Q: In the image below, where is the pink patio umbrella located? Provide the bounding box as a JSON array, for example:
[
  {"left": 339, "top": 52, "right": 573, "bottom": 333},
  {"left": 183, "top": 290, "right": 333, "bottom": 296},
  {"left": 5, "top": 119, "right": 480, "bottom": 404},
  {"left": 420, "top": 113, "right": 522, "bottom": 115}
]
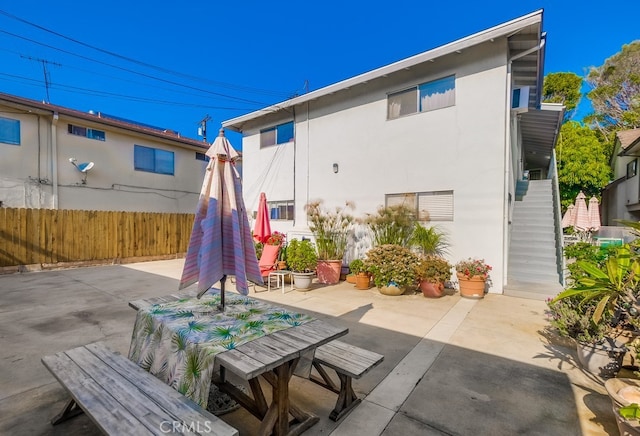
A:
[
  {"left": 588, "top": 196, "right": 601, "bottom": 231},
  {"left": 179, "top": 129, "right": 262, "bottom": 309},
  {"left": 561, "top": 204, "right": 575, "bottom": 228},
  {"left": 573, "top": 191, "right": 591, "bottom": 231},
  {"left": 253, "top": 192, "right": 272, "bottom": 244}
]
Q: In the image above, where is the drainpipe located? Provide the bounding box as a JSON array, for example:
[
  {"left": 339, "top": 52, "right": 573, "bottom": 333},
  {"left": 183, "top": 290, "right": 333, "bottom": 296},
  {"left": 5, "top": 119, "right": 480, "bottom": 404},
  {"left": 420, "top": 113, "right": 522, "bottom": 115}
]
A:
[
  {"left": 51, "top": 111, "right": 59, "bottom": 209},
  {"left": 502, "top": 35, "right": 546, "bottom": 288}
]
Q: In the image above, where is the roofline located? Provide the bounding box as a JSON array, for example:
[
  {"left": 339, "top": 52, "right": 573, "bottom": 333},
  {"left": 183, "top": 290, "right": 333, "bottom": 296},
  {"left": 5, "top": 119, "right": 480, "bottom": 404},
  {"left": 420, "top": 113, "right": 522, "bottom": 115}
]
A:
[
  {"left": 223, "top": 9, "right": 543, "bottom": 131},
  {"left": 0, "top": 92, "right": 209, "bottom": 150}
]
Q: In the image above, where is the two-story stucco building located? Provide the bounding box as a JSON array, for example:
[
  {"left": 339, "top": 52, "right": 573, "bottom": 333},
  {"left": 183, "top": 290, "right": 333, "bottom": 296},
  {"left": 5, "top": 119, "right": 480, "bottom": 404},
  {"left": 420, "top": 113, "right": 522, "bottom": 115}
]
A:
[
  {"left": 223, "top": 10, "right": 564, "bottom": 298},
  {"left": 0, "top": 92, "right": 212, "bottom": 213}
]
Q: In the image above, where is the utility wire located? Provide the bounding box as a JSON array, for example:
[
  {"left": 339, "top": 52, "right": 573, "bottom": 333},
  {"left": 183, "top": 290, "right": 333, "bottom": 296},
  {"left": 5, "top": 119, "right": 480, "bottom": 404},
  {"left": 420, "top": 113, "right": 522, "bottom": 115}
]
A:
[
  {"left": 0, "top": 9, "right": 293, "bottom": 98},
  {"left": 0, "top": 29, "right": 270, "bottom": 106}
]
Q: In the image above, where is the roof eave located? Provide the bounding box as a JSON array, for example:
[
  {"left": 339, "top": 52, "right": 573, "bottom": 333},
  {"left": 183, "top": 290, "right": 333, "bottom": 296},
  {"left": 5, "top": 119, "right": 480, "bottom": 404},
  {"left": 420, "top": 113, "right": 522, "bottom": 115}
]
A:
[{"left": 223, "top": 9, "right": 543, "bottom": 131}]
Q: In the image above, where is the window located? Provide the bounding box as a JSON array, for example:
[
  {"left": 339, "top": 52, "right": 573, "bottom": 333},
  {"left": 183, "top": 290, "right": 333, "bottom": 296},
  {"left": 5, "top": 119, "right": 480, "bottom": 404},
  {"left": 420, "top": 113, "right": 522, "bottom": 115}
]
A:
[
  {"left": 134, "top": 145, "right": 174, "bottom": 175},
  {"left": 628, "top": 159, "right": 638, "bottom": 179},
  {"left": 260, "top": 121, "right": 294, "bottom": 147},
  {"left": 195, "top": 152, "right": 210, "bottom": 162},
  {"left": 0, "top": 116, "right": 20, "bottom": 145},
  {"left": 68, "top": 124, "right": 106, "bottom": 141},
  {"left": 268, "top": 200, "right": 294, "bottom": 220},
  {"left": 386, "top": 190, "right": 454, "bottom": 221},
  {"left": 387, "top": 75, "right": 455, "bottom": 119}
]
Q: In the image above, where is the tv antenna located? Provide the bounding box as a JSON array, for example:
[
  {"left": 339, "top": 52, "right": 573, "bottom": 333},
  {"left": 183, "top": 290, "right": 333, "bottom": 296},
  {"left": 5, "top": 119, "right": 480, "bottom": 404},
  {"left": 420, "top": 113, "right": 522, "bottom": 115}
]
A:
[
  {"left": 21, "top": 56, "right": 60, "bottom": 103},
  {"left": 197, "top": 115, "right": 212, "bottom": 142}
]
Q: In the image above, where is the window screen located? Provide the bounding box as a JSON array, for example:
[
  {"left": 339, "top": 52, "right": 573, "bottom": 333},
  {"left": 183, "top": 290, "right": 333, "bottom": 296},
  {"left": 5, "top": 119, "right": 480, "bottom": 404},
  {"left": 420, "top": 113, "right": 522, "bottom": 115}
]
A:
[{"left": 0, "top": 117, "right": 20, "bottom": 145}]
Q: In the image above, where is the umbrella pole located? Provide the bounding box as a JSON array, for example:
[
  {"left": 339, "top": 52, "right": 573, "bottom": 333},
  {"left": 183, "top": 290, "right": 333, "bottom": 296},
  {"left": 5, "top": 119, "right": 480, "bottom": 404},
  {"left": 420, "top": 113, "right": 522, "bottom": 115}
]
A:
[{"left": 219, "top": 275, "right": 226, "bottom": 312}]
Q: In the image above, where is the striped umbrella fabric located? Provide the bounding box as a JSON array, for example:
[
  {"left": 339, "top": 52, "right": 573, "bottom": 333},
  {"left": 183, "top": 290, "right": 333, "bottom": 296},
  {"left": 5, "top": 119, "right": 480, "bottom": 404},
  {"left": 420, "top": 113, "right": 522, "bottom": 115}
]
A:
[
  {"left": 561, "top": 204, "right": 575, "bottom": 228},
  {"left": 573, "top": 191, "right": 590, "bottom": 231},
  {"left": 588, "top": 196, "right": 601, "bottom": 231},
  {"left": 253, "top": 192, "right": 271, "bottom": 243},
  {"left": 179, "top": 129, "right": 262, "bottom": 300}
]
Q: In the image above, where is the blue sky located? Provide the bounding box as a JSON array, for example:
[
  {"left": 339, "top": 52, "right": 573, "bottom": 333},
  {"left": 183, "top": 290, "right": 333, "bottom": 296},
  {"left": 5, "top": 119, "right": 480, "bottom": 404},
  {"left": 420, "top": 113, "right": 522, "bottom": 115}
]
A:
[{"left": 0, "top": 1, "right": 638, "bottom": 150}]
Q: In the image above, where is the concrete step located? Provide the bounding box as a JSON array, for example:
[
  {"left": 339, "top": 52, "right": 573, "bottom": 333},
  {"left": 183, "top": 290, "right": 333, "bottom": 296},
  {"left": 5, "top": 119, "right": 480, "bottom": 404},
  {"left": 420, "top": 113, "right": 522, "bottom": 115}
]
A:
[
  {"left": 509, "top": 250, "right": 558, "bottom": 263},
  {"left": 511, "top": 223, "right": 556, "bottom": 233},
  {"left": 511, "top": 231, "right": 556, "bottom": 242},
  {"left": 510, "top": 239, "right": 558, "bottom": 251},
  {"left": 507, "top": 270, "right": 563, "bottom": 285}
]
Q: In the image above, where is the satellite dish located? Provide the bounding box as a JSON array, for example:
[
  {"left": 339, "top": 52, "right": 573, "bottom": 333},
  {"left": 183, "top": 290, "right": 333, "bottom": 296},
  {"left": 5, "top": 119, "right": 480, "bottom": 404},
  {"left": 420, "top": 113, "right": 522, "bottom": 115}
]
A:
[
  {"left": 68, "top": 158, "right": 95, "bottom": 184},
  {"left": 77, "top": 162, "right": 94, "bottom": 173}
]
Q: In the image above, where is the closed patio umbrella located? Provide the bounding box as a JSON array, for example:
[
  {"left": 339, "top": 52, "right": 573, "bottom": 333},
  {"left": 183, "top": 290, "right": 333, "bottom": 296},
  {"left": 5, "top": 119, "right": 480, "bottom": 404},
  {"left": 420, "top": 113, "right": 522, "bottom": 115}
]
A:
[
  {"left": 573, "top": 191, "right": 590, "bottom": 231},
  {"left": 588, "top": 196, "right": 601, "bottom": 231},
  {"left": 561, "top": 204, "right": 575, "bottom": 228},
  {"left": 253, "top": 192, "right": 271, "bottom": 244},
  {"left": 179, "top": 129, "right": 262, "bottom": 309}
]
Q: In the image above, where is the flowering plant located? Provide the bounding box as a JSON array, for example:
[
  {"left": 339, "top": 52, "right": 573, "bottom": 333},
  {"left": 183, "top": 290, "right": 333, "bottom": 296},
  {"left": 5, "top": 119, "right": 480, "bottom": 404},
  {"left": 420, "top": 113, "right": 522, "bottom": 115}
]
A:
[
  {"left": 455, "top": 258, "right": 491, "bottom": 279},
  {"left": 266, "top": 231, "right": 285, "bottom": 246},
  {"left": 363, "top": 244, "right": 419, "bottom": 288}
]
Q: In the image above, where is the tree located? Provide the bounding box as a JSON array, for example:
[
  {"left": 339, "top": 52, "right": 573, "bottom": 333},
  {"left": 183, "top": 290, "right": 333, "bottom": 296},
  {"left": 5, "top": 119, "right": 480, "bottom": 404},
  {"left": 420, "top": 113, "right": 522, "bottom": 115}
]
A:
[
  {"left": 586, "top": 41, "right": 640, "bottom": 136},
  {"left": 542, "top": 72, "right": 583, "bottom": 121},
  {"left": 556, "top": 121, "right": 611, "bottom": 210}
]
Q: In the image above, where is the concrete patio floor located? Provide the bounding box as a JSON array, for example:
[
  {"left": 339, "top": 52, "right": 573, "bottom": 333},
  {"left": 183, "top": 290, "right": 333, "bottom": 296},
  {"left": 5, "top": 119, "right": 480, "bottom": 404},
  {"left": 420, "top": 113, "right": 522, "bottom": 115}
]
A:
[{"left": 0, "top": 258, "right": 620, "bottom": 435}]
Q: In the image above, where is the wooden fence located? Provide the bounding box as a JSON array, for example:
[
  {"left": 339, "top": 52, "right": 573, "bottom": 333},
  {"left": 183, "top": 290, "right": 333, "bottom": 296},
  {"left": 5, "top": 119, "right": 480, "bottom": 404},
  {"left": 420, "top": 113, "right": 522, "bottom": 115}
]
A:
[{"left": 0, "top": 208, "right": 194, "bottom": 268}]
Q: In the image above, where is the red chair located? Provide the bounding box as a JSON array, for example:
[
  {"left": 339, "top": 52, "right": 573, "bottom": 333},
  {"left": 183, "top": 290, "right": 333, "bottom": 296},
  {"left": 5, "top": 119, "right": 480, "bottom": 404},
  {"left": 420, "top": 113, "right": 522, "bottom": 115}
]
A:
[{"left": 259, "top": 244, "right": 281, "bottom": 283}]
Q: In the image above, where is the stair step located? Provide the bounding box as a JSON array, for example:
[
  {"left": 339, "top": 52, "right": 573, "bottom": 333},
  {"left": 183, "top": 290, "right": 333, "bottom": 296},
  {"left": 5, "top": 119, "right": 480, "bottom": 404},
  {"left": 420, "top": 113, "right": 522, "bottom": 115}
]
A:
[
  {"left": 507, "top": 270, "right": 563, "bottom": 285},
  {"left": 509, "top": 249, "right": 558, "bottom": 261},
  {"left": 510, "top": 240, "right": 557, "bottom": 252}
]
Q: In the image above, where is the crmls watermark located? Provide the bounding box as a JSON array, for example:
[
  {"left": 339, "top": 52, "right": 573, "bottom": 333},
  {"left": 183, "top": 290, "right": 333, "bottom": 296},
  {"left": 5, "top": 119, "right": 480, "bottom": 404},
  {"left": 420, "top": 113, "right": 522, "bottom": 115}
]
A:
[{"left": 160, "top": 420, "right": 214, "bottom": 433}]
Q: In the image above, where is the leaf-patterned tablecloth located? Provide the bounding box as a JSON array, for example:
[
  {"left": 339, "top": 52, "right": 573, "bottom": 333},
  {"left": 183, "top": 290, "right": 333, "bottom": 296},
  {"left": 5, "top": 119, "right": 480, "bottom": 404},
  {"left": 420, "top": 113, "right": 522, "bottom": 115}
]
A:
[{"left": 128, "top": 290, "right": 314, "bottom": 407}]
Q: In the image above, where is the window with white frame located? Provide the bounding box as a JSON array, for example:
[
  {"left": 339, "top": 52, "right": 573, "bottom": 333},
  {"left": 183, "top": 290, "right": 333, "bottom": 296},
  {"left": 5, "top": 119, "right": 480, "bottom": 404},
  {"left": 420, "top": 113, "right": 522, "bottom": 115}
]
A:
[
  {"left": 268, "top": 200, "right": 294, "bottom": 220},
  {"left": 134, "top": 145, "right": 174, "bottom": 175},
  {"left": 386, "top": 190, "right": 454, "bottom": 221},
  {"left": 68, "top": 124, "right": 106, "bottom": 141},
  {"left": 260, "top": 121, "right": 294, "bottom": 147},
  {"left": 387, "top": 75, "right": 455, "bottom": 120},
  {"left": 0, "top": 116, "right": 20, "bottom": 145}
]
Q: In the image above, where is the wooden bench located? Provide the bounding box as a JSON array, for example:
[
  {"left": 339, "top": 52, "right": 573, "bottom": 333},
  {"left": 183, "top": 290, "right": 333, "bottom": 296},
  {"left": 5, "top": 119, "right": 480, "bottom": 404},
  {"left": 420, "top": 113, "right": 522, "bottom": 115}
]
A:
[
  {"left": 309, "top": 340, "right": 383, "bottom": 421},
  {"left": 42, "top": 342, "right": 238, "bottom": 435}
]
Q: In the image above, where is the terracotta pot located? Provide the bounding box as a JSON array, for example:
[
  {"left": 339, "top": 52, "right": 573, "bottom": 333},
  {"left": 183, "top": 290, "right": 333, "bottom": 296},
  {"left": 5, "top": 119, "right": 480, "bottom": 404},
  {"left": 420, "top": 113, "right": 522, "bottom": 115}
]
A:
[
  {"left": 420, "top": 280, "right": 444, "bottom": 298},
  {"left": 346, "top": 274, "right": 357, "bottom": 284},
  {"left": 355, "top": 273, "right": 371, "bottom": 290},
  {"left": 378, "top": 284, "right": 404, "bottom": 296},
  {"left": 316, "top": 260, "right": 342, "bottom": 284},
  {"left": 277, "top": 261, "right": 287, "bottom": 270},
  {"left": 456, "top": 272, "right": 486, "bottom": 299}
]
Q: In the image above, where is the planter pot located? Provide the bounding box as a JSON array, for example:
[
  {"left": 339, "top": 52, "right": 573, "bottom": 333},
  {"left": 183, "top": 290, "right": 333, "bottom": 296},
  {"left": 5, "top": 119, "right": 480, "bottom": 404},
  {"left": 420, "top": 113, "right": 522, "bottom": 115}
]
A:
[
  {"left": 576, "top": 338, "right": 626, "bottom": 378},
  {"left": 456, "top": 273, "right": 486, "bottom": 299},
  {"left": 605, "top": 378, "right": 640, "bottom": 435},
  {"left": 355, "top": 273, "right": 371, "bottom": 290},
  {"left": 378, "top": 284, "right": 404, "bottom": 296},
  {"left": 316, "top": 260, "right": 342, "bottom": 284},
  {"left": 419, "top": 280, "right": 444, "bottom": 298},
  {"left": 292, "top": 272, "right": 314, "bottom": 291},
  {"left": 277, "top": 261, "right": 287, "bottom": 270},
  {"left": 346, "top": 274, "right": 356, "bottom": 284}
]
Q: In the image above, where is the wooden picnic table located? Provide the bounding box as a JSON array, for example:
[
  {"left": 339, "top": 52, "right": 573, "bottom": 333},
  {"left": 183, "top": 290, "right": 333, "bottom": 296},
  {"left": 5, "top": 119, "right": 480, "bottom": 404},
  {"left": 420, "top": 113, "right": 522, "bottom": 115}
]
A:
[{"left": 129, "top": 290, "right": 348, "bottom": 436}]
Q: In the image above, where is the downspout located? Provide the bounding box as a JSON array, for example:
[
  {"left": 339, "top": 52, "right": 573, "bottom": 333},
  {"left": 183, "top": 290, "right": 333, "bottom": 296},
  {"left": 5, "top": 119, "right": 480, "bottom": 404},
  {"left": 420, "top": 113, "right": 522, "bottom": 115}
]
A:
[
  {"left": 51, "top": 111, "right": 59, "bottom": 209},
  {"left": 502, "top": 35, "right": 546, "bottom": 288}
]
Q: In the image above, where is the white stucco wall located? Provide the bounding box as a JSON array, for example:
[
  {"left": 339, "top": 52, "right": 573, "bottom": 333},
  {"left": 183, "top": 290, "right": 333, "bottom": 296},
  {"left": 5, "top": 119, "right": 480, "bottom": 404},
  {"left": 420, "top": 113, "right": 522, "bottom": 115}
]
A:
[
  {"left": 240, "top": 41, "right": 511, "bottom": 291},
  {"left": 0, "top": 107, "right": 208, "bottom": 212}
]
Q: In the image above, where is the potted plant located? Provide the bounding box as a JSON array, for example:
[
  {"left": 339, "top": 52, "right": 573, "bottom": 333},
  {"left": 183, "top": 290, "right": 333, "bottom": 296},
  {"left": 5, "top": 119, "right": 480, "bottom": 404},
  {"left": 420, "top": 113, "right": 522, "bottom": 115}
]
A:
[
  {"left": 364, "top": 204, "right": 416, "bottom": 246},
  {"left": 409, "top": 224, "right": 449, "bottom": 257},
  {"left": 549, "top": 244, "right": 640, "bottom": 377},
  {"left": 349, "top": 258, "right": 371, "bottom": 290},
  {"left": 306, "top": 200, "right": 355, "bottom": 284},
  {"left": 415, "top": 256, "right": 452, "bottom": 298},
  {"left": 363, "top": 244, "right": 419, "bottom": 295},
  {"left": 264, "top": 231, "right": 287, "bottom": 270},
  {"left": 455, "top": 258, "right": 491, "bottom": 299},
  {"left": 286, "top": 239, "right": 318, "bottom": 291}
]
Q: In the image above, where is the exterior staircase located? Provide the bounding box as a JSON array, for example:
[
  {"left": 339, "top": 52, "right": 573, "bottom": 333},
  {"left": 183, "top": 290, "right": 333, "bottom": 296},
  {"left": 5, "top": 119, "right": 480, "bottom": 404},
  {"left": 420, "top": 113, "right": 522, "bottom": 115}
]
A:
[{"left": 505, "top": 179, "right": 564, "bottom": 300}]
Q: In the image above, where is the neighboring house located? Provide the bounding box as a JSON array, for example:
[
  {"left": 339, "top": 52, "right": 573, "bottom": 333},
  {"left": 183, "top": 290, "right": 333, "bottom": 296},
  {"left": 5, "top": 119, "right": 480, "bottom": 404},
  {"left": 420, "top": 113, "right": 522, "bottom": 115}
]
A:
[
  {"left": 0, "top": 92, "right": 210, "bottom": 213},
  {"left": 223, "top": 10, "right": 564, "bottom": 298},
  {"left": 601, "top": 129, "right": 640, "bottom": 225}
]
